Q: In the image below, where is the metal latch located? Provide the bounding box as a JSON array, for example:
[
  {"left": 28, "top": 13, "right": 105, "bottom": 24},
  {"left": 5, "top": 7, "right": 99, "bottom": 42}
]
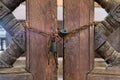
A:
[
  {"left": 50, "top": 38, "right": 57, "bottom": 53},
  {"left": 58, "top": 29, "right": 69, "bottom": 38}
]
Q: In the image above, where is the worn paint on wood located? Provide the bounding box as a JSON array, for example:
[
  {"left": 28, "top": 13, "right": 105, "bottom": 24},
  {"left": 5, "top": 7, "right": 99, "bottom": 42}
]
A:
[{"left": 63, "top": 0, "right": 94, "bottom": 80}]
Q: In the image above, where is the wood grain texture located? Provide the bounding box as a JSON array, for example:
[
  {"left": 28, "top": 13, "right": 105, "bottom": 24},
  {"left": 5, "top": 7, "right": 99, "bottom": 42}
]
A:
[
  {"left": 0, "top": 67, "right": 32, "bottom": 80},
  {"left": 57, "top": 21, "right": 63, "bottom": 57},
  {"left": 63, "top": 0, "right": 80, "bottom": 79},
  {"left": 79, "top": 1, "right": 91, "bottom": 80},
  {"left": 63, "top": 0, "right": 94, "bottom": 80},
  {"left": 89, "top": 0, "right": 94, "bottom": 71},
  {"left": 90, "top": 66, "right": 120, "bottom": 75},
  {"left": 0, "top": 73, "right": 32, "bottom": 80},
  {"left": 27, "top": 0, "right": 57, "bottom": 80},
  {"left": 28, "top": 0, "right": 57, "bottom": 34},
  {"left": 88, "top": 74, "right": 120, "bottom": 80},
  {"left": 88, "top": 60, "right": 120, "bottom": 80},
  {"left": 26, "top": 0, "right": 30, "bottom": 71}
]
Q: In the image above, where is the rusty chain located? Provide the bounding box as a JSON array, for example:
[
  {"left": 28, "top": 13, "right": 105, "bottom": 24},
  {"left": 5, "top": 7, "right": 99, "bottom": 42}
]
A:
[
  {"left": 27, "top": 21, "right": 97, "bottom": 68},
  {"left": 59, "top": 22, "right": 97, "bottom": 41},
  {"left": 27, "top": 21, "right": 98, "bottom": 42}
]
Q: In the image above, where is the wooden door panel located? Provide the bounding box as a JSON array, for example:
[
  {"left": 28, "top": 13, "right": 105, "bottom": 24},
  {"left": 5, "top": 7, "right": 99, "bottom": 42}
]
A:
[
  {"left": 26, "top": 0, "right": 57, "bottom": 80},
  {"left": 63, "top": 0, "right": 94, "bottom": 80}
]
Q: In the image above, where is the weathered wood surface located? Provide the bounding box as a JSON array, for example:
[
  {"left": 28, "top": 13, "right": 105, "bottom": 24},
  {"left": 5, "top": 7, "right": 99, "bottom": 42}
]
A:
[
  {"left": 89, "top": 0, "right": 94, "bottom": 71},
  {"left": 88, "top": 73, "right": 120, "bottom": 80},
  {"left": 108, "top": 28, "right": 120, "bottom": 52},
  {"left": 0, "top": 68, "right": 26, "bottom": 74},
  {"left": 90, "top": 67, "right": 120, "bottom": 75},
  {"left": 0, "top": 58, "right": 32, "bottom": 80},
  {"left": 88, "top": 58, "right": 120, "bottom": 80},
  {"left": 90, "top": 58, "right": 120, "bottom": 75},
  {"left": 57, "top": 21, "right": 63, "bottom": 57},
  {"left": 63, "top": 0, "right": 94, "bottom": 80},
  {"left": 27, "top": 0, "right": 57, "bottom": 80},
  {"left": 0, "top": 73, "right": 32, "bottom": 80}
]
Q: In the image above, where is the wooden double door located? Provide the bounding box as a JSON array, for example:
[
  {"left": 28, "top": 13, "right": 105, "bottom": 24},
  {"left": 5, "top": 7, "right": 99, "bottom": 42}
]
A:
[{"left": 0, "top": 0, "right": 95, "bottom": 80}]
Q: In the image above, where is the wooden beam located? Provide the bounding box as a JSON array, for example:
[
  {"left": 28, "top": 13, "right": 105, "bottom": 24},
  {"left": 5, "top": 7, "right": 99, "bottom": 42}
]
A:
[
  {"left": 27, "top": 0, "right": 57, "bottom": 80},
  {"left": 0, "top": 73, "right": 32, "bottom": 80},
  {"left": 63, "top": 0, "right": 94, "bottom": 80},
  {"left": 23, "top": 1, "right": 100, "bottom": 7},
  {"left": 88, "top": 74, "right": 120, "bottom": 80},
  {"left": 57, "top": 0, "right": 100, "bottom": 7}
]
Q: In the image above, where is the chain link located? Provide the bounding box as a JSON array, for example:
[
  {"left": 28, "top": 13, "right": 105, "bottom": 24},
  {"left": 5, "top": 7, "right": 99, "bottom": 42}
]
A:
[
  {"left": 54, "top": 22, "right": 97, "bottom": 43},
  {"left": 27, "top": 21, "right": 97, "bottom": 68}
]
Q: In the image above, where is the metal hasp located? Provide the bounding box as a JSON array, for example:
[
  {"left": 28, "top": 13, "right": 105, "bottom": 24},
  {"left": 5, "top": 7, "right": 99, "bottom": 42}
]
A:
[
  {"left": 50, "top": 38, "right": 57, "bottom": 53},
  {"left": 95, "top": 0, "right": 120, "bottom": 66},
  {"left": 58, "top": 29, "right": 69, "bottom": 38},
  {"left": 0, "top": 0, "right": 25, "bottom": 68}
]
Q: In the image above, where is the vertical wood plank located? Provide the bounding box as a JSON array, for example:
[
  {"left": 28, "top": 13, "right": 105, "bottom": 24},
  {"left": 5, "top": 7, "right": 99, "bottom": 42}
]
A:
[
  {"left": 26, "top": 0, "right": 30, "bottom": 70},
  {"left": 63, "top": 0, "right": 94, "bottom": 80},
  {"left": 63, "top": 0, "right": 80, "bottom": 79},
  {"left": 79, "top": 0, "right": 93, "bottom": 80},
  {"left": 27, "top": 0, "right": 57, "bottom": 80},
  {"left": 89, "top": 0, "right": 94, "bottom": 71},
  {"left": 89, "top": 26, "right": 94, "bottom": 71},
  {"left": 58, "top": 21, "right": 64, "bottom": 57}
]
